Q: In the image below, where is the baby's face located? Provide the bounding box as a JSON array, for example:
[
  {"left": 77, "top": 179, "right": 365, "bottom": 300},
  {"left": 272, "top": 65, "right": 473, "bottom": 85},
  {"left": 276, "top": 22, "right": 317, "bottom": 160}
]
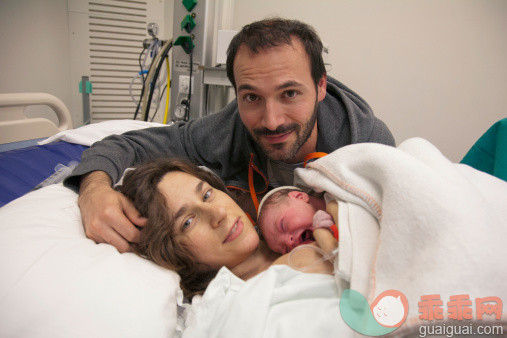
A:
[{"left": 259, "top": 195, "right": 317, "bottom": 254}]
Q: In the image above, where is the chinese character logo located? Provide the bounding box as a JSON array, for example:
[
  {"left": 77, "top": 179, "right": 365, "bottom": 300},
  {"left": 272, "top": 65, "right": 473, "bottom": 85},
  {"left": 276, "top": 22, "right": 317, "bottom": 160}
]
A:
[
  {"left": 340, "top": 289, "right": 408, "bottom": 336},
  {"left": 418, "top": 294, "right": 503, "bottom": 321}
]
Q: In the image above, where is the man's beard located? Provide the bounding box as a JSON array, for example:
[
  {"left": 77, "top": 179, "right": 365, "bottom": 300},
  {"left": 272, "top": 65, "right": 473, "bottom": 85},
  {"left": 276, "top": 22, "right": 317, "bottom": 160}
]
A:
[{"left": 251, "top": 99, "right": 319, "bottom": 162}]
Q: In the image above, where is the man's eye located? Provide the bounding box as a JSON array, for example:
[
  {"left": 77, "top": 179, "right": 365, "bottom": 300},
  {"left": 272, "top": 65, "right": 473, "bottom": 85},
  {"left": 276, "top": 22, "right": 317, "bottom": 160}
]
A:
[
  {"left": 244, "top": 94, "right": 257, "bottom": 102},
  {"left": 284, "top": 90, "right": 298, "bottom": 98},
  {"left": 182, "top": 216, "right": 194, "bottom": 230}
]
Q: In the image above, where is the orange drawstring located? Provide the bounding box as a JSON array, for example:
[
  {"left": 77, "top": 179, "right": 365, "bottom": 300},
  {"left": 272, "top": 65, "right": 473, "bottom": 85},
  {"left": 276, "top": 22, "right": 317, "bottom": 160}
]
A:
[
  {"left": 248, "top": 154, "right": 260, "bottom": 215},
  {"left": 249, "top": 151, "right": 328, "bottom": 217},
  {"left": 303, "top": 152, "right": 328, "bottom": 167},
  {"left": 246, "top": 212, "right": 256, "bottom": 227}
]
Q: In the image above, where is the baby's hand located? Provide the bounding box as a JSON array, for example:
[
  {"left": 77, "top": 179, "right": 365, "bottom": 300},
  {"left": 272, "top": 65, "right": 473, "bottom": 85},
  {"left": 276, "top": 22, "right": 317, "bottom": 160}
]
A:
[{"left": 312, "top": 210, "right": 334, "bottom": 229}]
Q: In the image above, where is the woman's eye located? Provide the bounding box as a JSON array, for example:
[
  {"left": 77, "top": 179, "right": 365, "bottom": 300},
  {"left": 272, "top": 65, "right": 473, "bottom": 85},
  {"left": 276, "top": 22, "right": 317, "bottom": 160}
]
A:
[
  {"left": 203, "top": 188, "right": 213, "bottom": 201},
  {"left": 182, "top": 216, "right": 194, "bottom": 230}
]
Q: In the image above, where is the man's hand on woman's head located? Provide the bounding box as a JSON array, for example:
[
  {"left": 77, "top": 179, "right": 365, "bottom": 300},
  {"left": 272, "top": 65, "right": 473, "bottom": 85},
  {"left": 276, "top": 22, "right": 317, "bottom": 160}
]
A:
[{"left": 78, "top": 171, "right": 147, "bottom": 253}]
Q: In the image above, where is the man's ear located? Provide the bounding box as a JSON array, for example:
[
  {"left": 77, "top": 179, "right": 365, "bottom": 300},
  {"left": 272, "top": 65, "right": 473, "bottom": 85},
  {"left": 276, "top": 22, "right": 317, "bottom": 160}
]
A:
[
  {"left": 287, "top": 191, "right": 310, "bottom": 202},
  {"left": 317, "top": 74, "right": 327, "bottom": 102}
]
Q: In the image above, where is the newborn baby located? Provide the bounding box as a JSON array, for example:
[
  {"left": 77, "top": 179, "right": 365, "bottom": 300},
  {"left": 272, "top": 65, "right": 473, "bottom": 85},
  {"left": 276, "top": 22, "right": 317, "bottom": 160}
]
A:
[{"left": 257, "top": 186, "right": 338, "bottom": 254}]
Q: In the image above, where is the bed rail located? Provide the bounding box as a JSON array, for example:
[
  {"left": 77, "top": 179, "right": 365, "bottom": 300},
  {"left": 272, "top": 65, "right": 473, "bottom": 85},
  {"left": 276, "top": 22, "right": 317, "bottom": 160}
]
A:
[{"left": 0, "top": 93, "right": 73, "bottom": 144}]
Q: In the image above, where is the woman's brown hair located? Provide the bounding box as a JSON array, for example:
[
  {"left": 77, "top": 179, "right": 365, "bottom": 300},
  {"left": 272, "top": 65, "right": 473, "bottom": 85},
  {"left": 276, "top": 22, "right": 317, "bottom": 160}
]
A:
[{"left": 117, "top": 158, "right": 228, "bottom": 299}]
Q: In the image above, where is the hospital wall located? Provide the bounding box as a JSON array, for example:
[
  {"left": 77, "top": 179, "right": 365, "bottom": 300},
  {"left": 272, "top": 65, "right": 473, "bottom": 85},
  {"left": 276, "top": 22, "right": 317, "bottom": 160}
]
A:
[
  {"left": 0, "top": 0, "right": 73, "bottom": 125},
  {"left": 0, "top": 0, "right": 172, "bottom": 126},
  {"left": 1, "top": 0, "right": 506, "bottom": 163},
  {"left": 233, "top": 0, "right": 507, "bottom": 162}
]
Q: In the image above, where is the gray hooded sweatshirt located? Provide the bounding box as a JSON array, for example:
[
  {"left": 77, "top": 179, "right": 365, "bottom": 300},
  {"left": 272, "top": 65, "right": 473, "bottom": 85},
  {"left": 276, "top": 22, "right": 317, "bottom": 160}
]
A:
[{"left": 65, "top": 76, "right": 395, "bottom": 194}]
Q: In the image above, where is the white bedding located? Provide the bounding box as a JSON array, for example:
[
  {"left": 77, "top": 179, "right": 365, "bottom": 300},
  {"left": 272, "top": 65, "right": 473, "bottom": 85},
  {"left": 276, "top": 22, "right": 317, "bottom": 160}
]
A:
[
  {"left": 295, "top": 137, "right": 507, "bottom": 328},
  {"left": 1, "top": 120, "right": 186, "bottom": 337},
  {"left": 0, "top": 184, "right": 181, "bottom": 337},
  {"left": 183, "top": 266, "right": 349, "bottom": 338},
  {"left": 2, "top": 126, "right": 506, "bottom": 337},
  {"left": 179, "top": 138, "right": 507, "bottom": 337}
]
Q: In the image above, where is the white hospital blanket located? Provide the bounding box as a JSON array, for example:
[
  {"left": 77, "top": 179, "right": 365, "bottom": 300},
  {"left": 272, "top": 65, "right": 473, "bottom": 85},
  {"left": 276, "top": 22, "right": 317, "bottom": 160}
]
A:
[
  {"left": 294, "top": 137, "right": 507, "bottom": 326},
  {"left": 182, "top": 265, "right": 350, "bottom": 338}
]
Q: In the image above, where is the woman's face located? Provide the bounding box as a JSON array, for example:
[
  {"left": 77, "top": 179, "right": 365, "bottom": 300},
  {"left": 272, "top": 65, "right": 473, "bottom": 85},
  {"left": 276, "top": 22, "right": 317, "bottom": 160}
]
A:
[{"left": 158, "top": 171, "right": 260, "bottom": 271}]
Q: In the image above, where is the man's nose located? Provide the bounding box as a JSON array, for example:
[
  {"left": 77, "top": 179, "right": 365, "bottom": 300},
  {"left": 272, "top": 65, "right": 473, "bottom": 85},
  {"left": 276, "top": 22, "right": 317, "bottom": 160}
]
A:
[{"left": 261, "top": 100, "right": 284, "bottom": 130}]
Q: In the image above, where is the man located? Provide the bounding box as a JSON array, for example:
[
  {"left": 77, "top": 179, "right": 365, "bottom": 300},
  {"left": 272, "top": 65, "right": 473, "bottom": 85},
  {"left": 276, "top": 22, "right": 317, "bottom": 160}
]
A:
[{"left": 66, "top": 18, "right": 395, "bottom": 252}]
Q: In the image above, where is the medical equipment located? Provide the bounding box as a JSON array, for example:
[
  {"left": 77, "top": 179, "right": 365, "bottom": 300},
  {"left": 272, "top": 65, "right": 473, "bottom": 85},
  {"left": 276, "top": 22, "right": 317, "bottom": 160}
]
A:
[
  {"left": 170, "top": 0, "right": 233, "bottom": 121},
  {"left": 32, "top": 161, "right": 79, "bottom": 190},
  {"left": 120, "top": 0, "right": 234, "bottom": 123},
  {"left": 135, "top": 38, "right": 173, "bottom": 122},
  {"left": 130, "top": 22, "right": 172, "bottom": 123}
]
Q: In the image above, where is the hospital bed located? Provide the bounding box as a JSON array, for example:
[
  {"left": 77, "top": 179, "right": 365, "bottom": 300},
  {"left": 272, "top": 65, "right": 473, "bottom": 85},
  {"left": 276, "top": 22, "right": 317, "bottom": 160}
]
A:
[
  {"left": 0, "top": 93, "right": 181, "bottom": 337},
  {"left": 0, "top": 93, "right": 87, "bottom": 207},
  {"left": 0, "top": 93, "right": 506, "bottom": 337},
  {"left": 0, "top": 92, "right": 73, "bottom": 145}
]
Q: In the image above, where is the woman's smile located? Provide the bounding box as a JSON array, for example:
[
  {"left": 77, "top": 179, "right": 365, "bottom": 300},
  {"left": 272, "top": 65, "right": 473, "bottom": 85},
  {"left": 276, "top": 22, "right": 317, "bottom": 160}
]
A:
[{"left": 223, "top": 218, "right": 244, "bottom": 243}]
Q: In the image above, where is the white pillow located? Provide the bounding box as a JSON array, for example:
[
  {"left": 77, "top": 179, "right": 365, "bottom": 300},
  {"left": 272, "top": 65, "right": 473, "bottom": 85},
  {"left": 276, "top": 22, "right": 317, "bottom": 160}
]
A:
[
  {"left": 38, "top": 120, "right": 168, "bottom": 147},
  {"left": 0, "top": 184, "right": 180, "bottom": 337}
]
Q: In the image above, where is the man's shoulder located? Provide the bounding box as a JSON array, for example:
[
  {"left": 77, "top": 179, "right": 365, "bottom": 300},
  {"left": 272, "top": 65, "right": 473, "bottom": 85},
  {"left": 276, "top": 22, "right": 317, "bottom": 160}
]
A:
[
  {"left": 324, "top": 76, "right": 372, "bottom": 113},
  {"left": 319, "top": 76, "right": 395, "bottom": 146}
]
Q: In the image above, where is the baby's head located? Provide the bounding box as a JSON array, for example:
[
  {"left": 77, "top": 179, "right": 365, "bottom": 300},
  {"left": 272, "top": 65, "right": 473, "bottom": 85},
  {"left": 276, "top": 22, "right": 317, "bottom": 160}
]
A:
[{"left": 257, "top": 186, "right": 318, "bottom": 254}]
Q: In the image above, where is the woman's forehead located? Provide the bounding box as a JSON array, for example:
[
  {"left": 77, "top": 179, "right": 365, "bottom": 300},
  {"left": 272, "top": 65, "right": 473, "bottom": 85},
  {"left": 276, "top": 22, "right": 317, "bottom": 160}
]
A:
[
  {"left": 158, "top": 171, "right": 200, "bottom": 204},
  {"left": 159, "top": 170, "right": 199, "bottom": 186}
]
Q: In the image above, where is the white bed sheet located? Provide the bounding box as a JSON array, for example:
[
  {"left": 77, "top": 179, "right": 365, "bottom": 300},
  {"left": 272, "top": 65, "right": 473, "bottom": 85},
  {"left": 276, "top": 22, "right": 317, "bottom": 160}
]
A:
[
  {"left": 3, "top": 117, "right": 506, "bottom": 337},
  {"left": 0, "top": 184, "right": 181, "bottom": 337},
  {"left": 183, "top": 265, "right": 349, "bottom": 338}
]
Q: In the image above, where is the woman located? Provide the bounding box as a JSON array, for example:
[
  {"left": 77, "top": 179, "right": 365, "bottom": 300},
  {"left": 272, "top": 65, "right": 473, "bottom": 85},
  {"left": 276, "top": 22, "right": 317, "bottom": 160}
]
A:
[{"left": 118, "top": 158, "right": 335, "bottom": 298}]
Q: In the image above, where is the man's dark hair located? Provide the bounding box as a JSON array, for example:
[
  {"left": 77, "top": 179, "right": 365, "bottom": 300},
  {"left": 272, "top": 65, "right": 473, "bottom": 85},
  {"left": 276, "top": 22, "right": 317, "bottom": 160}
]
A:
[{"left": 226, "top": 18, "right": 325, "bottom": 90}]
